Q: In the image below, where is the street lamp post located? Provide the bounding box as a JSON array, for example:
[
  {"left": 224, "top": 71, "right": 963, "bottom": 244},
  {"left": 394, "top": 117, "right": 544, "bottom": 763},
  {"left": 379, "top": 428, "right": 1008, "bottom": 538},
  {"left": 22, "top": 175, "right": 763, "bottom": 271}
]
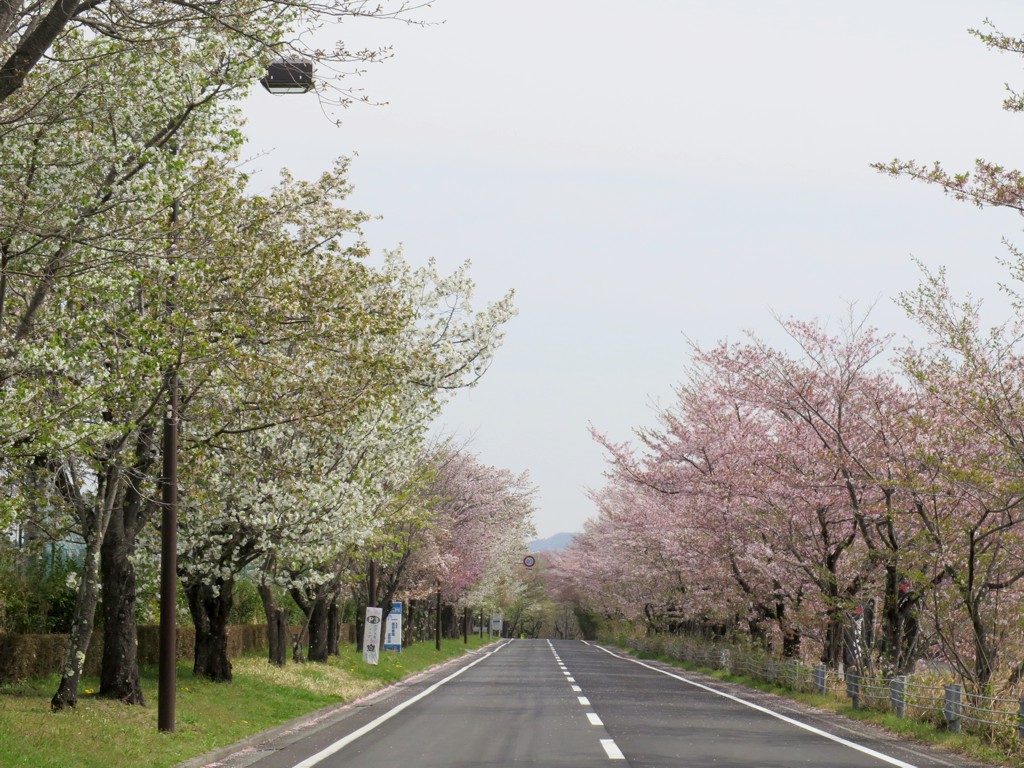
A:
[
  {"left": 157, "top": 63, "right": 314, "bottom": 732},
  {"left": 157, "top": 366, "right": 178, "bottom": 732},
  {"left": 158, "top": 198, "right": 179, "bottom": 733},
  {"left": 435, "top": 582, "right": 441, "bottom": 651}
]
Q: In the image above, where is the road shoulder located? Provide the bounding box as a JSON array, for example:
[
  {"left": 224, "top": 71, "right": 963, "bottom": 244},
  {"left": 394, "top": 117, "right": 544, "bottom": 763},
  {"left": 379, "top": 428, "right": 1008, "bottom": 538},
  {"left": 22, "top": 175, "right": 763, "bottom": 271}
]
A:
[
  {"left": 605, "top": 648, "right": 1002, "bottom": 768},
  {"left": 179, "top": 645, "right": 500, "bottom": 768}
]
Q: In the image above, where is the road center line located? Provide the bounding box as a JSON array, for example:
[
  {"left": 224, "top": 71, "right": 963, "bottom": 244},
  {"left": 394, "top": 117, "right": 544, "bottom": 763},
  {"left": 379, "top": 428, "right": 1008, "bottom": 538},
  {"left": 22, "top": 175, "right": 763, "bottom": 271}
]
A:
[
  {"left": 289, "top": 642, "right": 511, "bottom": 768},
  {"left": 550, "top": 643, "right": 626, "bottom": 761},
  {"left": 600, "top": 739, "right": 626, "bottom": 760},
  {"left": 592, "top": 644, "right": 919, "bottom": 768}
]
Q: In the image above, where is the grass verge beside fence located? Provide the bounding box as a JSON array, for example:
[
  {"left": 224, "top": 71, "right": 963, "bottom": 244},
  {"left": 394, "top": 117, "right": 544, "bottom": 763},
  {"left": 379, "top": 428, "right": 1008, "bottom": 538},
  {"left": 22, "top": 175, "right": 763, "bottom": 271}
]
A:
[{"left": 0, "top": 636, "right": 491, "bottom": 768}]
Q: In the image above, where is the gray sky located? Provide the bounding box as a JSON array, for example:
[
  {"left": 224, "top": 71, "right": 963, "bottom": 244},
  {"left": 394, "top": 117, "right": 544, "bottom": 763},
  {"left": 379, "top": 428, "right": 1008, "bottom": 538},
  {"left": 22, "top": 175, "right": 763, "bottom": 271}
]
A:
[{"left": 243, "top": 1, "right": 1024, "bottom": 538}]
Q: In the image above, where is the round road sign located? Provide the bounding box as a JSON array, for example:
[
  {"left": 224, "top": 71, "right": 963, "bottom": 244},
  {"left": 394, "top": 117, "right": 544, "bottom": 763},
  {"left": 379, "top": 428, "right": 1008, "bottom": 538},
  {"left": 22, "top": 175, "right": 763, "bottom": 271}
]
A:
[{"left": 523, "top": 555, "right": 536, "bottom": 568}]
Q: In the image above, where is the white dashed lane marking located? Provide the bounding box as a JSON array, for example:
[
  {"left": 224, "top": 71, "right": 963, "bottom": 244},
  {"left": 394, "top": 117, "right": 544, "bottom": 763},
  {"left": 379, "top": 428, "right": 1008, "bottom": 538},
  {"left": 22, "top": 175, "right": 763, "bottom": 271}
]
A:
[
  {"left": 601, "top": 739, "right": 626, "bottom": 760},
  {"left": 547, "top": 639, "right": 626, "bottom": 761}
]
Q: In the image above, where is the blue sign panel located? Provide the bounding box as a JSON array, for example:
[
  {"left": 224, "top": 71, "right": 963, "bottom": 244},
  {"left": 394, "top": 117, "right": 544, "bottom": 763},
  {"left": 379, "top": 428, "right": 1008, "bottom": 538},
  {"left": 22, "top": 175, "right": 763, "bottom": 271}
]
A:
[{"left": 384, "top": 601, "right": 403, "bottom": 651}]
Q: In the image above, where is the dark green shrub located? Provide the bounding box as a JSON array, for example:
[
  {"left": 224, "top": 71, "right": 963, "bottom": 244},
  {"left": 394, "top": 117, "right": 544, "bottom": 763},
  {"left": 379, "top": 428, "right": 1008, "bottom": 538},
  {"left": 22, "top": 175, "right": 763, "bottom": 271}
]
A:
[
  {"left": 0, "top": 542, "right": 81, "bottom": 634},
  {"left": 228, "top": 577, "right": 264, "bottom": 624}
]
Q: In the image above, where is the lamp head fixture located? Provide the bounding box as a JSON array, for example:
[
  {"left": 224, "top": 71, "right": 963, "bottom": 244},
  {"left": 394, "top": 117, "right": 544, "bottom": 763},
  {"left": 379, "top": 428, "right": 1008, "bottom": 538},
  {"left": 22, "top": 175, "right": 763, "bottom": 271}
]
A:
[{"left": 260, "top": 60, "right": 314, "bottom": 94}]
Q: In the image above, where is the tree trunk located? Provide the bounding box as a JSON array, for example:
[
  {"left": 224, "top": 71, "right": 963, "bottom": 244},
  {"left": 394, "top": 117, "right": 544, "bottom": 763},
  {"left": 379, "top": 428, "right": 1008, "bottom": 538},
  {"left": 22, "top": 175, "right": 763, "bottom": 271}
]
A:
[
  {"left": 782, "top": 627, "right": 802, "bottom": 659},
  {"left": 290, "top": 585, "right": 329, "bottom": 662},
  {"left": 52, "top": 465, "right": 123, "bottom": 711},
  {"left": 404, "top": 600, "right": 416, "bottom": 647},
  {"left": 442, "top": 604, "right": 457, "bottom": 638},
  {"left": 269, "top": 608, "right": 288, "bottom": 666},
  {"left": 307, "top": 597, "right": 329, "bottom": 662},
  {"left": 99, "top": 517, "right": 144, "bottom": 704},
  {"left": 353, "top": 602, "right": 363, "bottom": 648},
  {"left": 327, "top": 597, "right": 340, "bottom": 656},
  {"left": 98, "top": 424, "right": 156, "bottom": 704},
  {"left": 51, "top": 534, "right": 103, "bottom": 710},
  {"left": 186, "top": 579, "right": 234, "bottom": 682},
  {"left": 822, "top": 608, "right": 845, "bottom": 668},
  {"left": 258, "top": 585, "right": 287, "bottom": 667},
  {"left": 275, "top": 613, "right": 288, "bottom": 664},
  {"left": 971, "top": 603, "right": 996, "bottom": 691},
  {"left": 878, "top": 569, "right": 922, "bottom": 676}
]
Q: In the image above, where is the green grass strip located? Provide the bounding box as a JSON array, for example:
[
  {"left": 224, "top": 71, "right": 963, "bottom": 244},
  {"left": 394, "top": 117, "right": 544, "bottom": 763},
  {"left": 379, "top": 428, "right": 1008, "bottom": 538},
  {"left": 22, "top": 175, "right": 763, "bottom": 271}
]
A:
[{"left": 0, "top": 636, "right": 491, "bottom": 768}]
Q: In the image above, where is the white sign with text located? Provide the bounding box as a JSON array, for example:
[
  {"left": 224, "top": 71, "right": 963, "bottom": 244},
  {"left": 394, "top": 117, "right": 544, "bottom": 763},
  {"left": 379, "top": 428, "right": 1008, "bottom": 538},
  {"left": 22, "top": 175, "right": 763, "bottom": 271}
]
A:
[{"left": 363, "top": 607, "right": 383, "bottom": 665}]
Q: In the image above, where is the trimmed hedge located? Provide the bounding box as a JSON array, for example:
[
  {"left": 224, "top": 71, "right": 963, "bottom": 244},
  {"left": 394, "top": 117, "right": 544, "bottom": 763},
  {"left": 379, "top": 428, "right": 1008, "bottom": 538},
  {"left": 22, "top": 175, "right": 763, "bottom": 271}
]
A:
[
  {"left": 0, "top": 623, "right": 351, "bottom": 684},
  {"left": 0, "top": 632, "right": 73, "bottom": 684}
]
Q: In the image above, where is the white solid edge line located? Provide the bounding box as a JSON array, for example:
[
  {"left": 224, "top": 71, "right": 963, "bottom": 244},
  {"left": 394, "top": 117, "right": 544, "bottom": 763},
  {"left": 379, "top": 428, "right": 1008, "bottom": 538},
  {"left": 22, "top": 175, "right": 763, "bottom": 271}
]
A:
[
  {"left": 290, "top": 641, "right": 511, "bottom": 768},
  {"left": 592, "top": 645, "right": 919, "bottom": 768},
  {"left": 600, "top": 738, "right": 626, "bottom": 760}
]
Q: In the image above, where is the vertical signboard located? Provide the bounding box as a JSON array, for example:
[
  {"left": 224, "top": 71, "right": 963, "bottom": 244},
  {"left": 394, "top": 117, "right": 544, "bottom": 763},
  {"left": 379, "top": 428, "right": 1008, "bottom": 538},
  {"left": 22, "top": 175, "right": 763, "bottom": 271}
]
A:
[
  {"left": 384, "top": 601, "right": 403, "bottom": 652},
  {"left": 490, "top": 612, "right": 504, "bottom": 637},
  {"left": 363, "top": 607, "right": 383, "bottom": 665}
]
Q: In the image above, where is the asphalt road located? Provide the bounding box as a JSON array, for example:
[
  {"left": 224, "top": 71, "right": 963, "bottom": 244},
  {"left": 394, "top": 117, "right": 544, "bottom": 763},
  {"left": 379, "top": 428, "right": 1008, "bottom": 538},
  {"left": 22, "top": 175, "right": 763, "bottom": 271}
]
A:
[{"left": 195, "top": 640, "right": 992, "bottom": 768}]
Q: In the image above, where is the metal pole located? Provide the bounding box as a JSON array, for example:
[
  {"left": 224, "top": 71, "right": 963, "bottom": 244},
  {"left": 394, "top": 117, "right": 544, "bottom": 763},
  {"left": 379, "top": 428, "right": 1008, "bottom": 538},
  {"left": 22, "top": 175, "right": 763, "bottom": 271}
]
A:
[
  {"left": 846, "top": 671, "right": 860, "bottom": 709},
  {"left": 158, "top": 197, "right": 180, "bottom": 734},
  {"left": 944, "top": 684, "right": 962, "bottom": 733},
  {"left": 368, "top": 559, "right": 377, "bottom": 609},
  {"left": 435, "top": 582, "right": 441, "bottom": 651},
  {"left": 158, "top": 367, "right": 178, "bottom": 732},
  {"left": 814, "top": 664, "right": 827, "bottom": 695},
  {"left": 367, "top": 559, "right": 378, "bottom": 649},
  {"left": 891, "top": 676, "right": 906, "bottom": 718}
]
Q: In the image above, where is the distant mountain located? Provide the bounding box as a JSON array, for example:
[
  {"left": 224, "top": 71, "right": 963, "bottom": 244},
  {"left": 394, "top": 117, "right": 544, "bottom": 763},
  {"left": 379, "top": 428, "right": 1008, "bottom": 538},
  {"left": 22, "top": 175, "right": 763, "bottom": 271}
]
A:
[{"left": 528, "top": 532, "right": 576, "bottom": 553}]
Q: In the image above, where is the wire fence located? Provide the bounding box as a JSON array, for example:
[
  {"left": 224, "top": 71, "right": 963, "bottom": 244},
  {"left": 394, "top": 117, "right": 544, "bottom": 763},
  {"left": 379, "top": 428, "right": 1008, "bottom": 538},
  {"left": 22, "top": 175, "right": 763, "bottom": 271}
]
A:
[{"left": 622, "top": 634, "right": 1024, "bottom": 747}]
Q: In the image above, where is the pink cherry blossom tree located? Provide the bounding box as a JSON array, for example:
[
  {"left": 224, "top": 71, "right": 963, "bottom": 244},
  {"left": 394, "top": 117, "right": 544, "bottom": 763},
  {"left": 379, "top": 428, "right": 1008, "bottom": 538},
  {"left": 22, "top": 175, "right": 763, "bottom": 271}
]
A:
[{"left": 566, "top": 314, "right": 936, "bottom": 671}]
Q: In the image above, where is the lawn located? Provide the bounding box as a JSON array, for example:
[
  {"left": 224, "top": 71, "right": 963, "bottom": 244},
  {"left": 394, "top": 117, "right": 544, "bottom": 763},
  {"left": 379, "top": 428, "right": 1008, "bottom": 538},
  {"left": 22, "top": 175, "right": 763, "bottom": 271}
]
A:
[{"left": 0, "top": 636, "right": 491, "bottom": 768}]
